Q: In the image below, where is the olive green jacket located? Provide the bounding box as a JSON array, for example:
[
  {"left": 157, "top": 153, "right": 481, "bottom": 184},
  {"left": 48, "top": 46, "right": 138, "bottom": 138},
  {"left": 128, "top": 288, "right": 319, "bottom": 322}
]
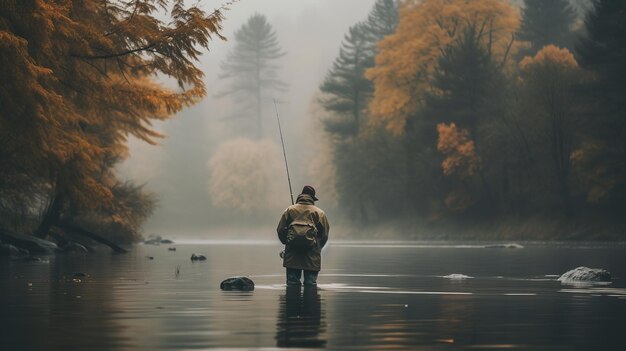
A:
[{"left": 277, "top": 194, "right": 330, "bottom": 271}]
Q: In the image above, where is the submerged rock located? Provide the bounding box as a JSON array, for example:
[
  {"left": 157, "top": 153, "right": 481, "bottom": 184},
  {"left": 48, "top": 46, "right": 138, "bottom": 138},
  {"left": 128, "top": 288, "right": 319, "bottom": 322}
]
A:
[
  {"left": 220, "top": 276, "right": 255, "bottom": 291},
  {"left": 558, "top": 267, "right": 611, "bottom": 284},
  {"left": 190, "top": 253, "right": 207, "bottom": 261},
  {"left": 484, "top": 243, "right": 524, "bottom": 249}
]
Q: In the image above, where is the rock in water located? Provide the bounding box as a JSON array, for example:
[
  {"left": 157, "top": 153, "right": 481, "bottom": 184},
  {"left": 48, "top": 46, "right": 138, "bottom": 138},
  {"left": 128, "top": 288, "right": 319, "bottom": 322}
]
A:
[
  {"left": 558, "top": 267, "right": 611, "bottom": 283},
  {"left": 190, "top": 253, "right": 207, "bottom": 261},
  {"left": 168, "top": 247, "right": 176, "bottom": 251},
  {"left": 220, "top": 277, "right": 255, "bottom": 291},
  {"left": 484, "top": 243, "right": 524, "bottom": 249},
  {"left": 442, "top": 274, "right": 473, "bottom": 279}
]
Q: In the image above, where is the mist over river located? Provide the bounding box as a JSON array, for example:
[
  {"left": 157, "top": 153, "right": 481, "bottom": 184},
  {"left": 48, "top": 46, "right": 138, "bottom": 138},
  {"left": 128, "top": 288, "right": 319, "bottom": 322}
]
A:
[{"left": 2, "top": 241, "right": 626, "bottom": 350}]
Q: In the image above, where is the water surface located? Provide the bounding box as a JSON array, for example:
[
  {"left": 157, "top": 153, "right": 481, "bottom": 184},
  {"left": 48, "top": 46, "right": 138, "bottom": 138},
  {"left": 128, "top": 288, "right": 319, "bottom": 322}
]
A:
[{"left": 1, "top": 241, "right": 625, "bottom": 350}]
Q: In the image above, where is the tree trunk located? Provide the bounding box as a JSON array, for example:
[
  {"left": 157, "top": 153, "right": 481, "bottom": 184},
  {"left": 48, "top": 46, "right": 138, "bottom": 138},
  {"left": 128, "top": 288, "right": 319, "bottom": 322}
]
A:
[
  {"left": 34, "top": 192, "right": 65, "bottom": 238},
  {"left": 55, "top": 223, "right": 128, "bottom": 253}
]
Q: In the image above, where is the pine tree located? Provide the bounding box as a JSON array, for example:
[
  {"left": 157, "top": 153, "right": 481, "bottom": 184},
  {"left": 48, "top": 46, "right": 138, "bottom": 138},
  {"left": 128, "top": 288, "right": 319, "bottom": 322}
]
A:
[
  {"left": 518, "top": 0, "right": 577, "bottom": 55},
  {"left": 219, "top": 13, "right": 286, "bottom": 139},
  {"left": 319, "top": 0, "right": 399, "bottom": 136},
  {"left": 319, "top": 23, "right": 372, "bottom": 136},
  {"left": 363, "top": 0, "right": 400, "bottom": 45}
]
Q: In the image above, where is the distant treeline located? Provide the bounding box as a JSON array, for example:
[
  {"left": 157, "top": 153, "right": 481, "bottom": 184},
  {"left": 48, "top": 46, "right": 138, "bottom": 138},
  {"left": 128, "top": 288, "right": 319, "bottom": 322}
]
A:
[
  {"left": 318, "top": 0, "right": 626, "bottom": 238},
  {"left": 0, "top": 1, "right": 225, "bottom": 243}
]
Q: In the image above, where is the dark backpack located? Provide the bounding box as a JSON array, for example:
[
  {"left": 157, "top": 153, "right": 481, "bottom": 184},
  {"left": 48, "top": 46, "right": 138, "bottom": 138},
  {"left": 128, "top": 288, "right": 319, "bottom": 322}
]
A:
[{"left": 286, "top": 220, "right": 318, "bottom": 251}]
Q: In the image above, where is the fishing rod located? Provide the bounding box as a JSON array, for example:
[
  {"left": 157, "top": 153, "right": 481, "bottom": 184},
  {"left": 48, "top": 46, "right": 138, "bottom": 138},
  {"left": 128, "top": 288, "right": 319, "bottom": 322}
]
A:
[{"left": 274, "top": 99, "right": 294, "bottom": 205}]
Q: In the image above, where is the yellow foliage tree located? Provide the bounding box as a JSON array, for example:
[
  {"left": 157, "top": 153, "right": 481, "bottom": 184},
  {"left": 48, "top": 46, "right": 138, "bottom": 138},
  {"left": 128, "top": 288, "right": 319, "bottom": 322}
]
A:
[{"left": 366, "top": 0, "right": 520, "bottom": 134}]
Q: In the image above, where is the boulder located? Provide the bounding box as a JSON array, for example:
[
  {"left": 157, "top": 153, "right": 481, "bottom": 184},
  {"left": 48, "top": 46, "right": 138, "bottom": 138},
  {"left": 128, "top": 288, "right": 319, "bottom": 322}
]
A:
[
  {"left": 558, "top": 266, "right": 611, "bottom": 283},
  {"left": 220, "top": 276, "right": 255, "bottom": 291},
  {"left": 190, "top": 253, "right": 207, "bottom": 261},
  {"left": 0, "top": 230, "right": 57, "bottom": 253}
]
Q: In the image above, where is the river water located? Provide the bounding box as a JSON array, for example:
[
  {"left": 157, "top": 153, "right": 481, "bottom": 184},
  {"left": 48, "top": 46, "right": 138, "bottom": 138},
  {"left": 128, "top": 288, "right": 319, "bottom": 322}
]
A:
[{"left": 1, "top": 240, "right": 625, "bottom": 350}]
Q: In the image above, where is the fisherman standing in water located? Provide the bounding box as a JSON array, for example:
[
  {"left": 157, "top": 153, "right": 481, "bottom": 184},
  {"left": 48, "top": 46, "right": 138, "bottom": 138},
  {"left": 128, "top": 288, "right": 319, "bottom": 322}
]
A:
[{"left": 277, "top": 185, "right": 330, "bottom": 287}]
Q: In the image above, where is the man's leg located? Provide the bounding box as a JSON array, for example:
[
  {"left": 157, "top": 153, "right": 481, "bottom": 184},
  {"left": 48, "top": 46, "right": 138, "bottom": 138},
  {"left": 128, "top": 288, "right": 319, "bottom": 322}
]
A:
[
  {"left": 286, "top": 268, "right": 302, "bottom": 286},
  {"left": 303, "top": 270, "right": 319, "bottom": 286}
]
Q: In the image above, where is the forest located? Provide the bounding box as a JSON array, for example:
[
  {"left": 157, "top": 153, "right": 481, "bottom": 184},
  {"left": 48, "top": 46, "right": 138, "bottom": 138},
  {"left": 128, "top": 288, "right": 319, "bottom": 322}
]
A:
[
  {"left": 1, "top": 0, "right": 625, "bottom": 247},
  {"left": 314, "top": 0, "right": 626, "bottom": 239}
]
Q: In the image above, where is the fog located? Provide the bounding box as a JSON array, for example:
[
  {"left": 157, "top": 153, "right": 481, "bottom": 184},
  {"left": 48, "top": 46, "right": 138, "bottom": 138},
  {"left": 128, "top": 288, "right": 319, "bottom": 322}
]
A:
[{"left": 119, "top": 0, "right": 377, "bottom": 236}]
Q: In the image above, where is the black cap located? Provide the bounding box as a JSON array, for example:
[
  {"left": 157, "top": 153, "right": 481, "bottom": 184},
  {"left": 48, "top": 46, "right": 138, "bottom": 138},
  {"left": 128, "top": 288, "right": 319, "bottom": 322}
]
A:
[{"left": 301, "top": 185, "right": 319, "bottom": 201}]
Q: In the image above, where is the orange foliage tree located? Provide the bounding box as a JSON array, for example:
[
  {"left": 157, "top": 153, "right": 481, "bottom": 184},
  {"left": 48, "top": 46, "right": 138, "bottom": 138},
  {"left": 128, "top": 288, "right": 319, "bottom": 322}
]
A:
[
  {"left": 0, "top": 0, "right": 226, "bottom": 240},
  {"left": 437, "top": 123, "right": 480, "bottom": 177},
  {"left": 366, "top": 0, "right": 519, "bottom": 134}
]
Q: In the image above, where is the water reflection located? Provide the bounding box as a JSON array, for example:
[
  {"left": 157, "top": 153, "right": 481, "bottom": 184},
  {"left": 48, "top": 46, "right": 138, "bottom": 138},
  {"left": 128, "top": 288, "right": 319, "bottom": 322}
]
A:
[{"left": 275, "top": 286, "right": 326, "bottom": 348}]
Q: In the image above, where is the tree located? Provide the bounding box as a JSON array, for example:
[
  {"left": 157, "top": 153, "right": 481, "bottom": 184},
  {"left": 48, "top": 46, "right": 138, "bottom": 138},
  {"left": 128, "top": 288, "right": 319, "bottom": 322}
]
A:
[
  {"left": 518, "top": 45, "right": 583, "bottom": 214},
  {"left": 518, "top": 0, "right": 577, "bottom": 56},
  {"left": 317, "top": 0, "right": 399, "bottom": 221},
  {"left": 0, "top": 0, "right": 225, "bottom": 240},
  {"left": 366, "top": 0, "right": 519, "bottom": 135},
  {"left": 319, "top": 0, "right": 399, "bottom": 137},
  {"left": 219, "top": 13, "right": 286, "bottom": 139},
  {"left": 319, "top": 24, "right": 372, "bottom": 136},
  {"left": 363, "top": 0, "right": 400, "bottom": 43},
  {"left": 575, "top": 0, "right": 626, "bottom": 206}
]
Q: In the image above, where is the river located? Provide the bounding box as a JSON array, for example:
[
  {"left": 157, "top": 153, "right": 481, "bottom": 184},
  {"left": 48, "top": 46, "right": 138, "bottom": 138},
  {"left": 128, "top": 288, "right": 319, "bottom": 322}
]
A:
[{"left": 1, "top": 240, "right": 625, "bottom": 350}]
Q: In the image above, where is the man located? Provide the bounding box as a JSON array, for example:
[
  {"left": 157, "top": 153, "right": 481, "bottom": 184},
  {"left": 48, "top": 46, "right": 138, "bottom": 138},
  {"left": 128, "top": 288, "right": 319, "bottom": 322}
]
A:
[{"left": 277, "top": 185, "right": 330, "bottom": 286}]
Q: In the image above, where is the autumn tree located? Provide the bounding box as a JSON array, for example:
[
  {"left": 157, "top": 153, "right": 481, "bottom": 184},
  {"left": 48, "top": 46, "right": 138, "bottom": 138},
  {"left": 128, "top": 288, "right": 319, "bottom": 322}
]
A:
[
  {"left": 219, "top": 13, "right": 286, "bottom": 139},
  {"left": 0, "top": 0, "right": 225, "bottom": 242},
  {"left": 366, "top": 0, "right": 519, "bottom": 135},
  {"left": 518, "top": 45, "right": 583, "bottom": 214},
  {"left": 517, "top": 0, "right": 577, "bottom": 56},
  {"left": 575, "top": 0, "right": 626, "bottom": 207}
]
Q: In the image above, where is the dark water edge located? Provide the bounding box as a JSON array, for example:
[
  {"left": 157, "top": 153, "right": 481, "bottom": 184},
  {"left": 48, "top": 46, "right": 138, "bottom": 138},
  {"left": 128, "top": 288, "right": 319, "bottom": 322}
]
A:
[{"left": 1, "top": 241, "right": 626, "bottom": 350}]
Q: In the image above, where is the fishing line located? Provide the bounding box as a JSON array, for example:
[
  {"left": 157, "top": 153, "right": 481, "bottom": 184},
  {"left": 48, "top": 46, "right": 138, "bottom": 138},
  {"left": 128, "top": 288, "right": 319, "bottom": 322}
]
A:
[{"left": 274, "top": 99, "right": 294, "bottom": 205}]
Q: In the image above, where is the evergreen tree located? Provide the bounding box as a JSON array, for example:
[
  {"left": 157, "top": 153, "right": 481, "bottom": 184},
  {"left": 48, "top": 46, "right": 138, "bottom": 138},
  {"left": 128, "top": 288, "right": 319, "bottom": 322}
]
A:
[
  {"left": 319, "top": 0, "right": 399, "bottom": 136},
  {"left": 363, "top": 0, "right": 400, "bottom": 46},
  {"left": 518, "top": 0, "right": 577, "bottom": 55},
  {"left": 319, "top": 23, "right": 372, "bottom": 136},
  {"left": 219, "top": 14, "right": 286, "bottom": 139}
]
